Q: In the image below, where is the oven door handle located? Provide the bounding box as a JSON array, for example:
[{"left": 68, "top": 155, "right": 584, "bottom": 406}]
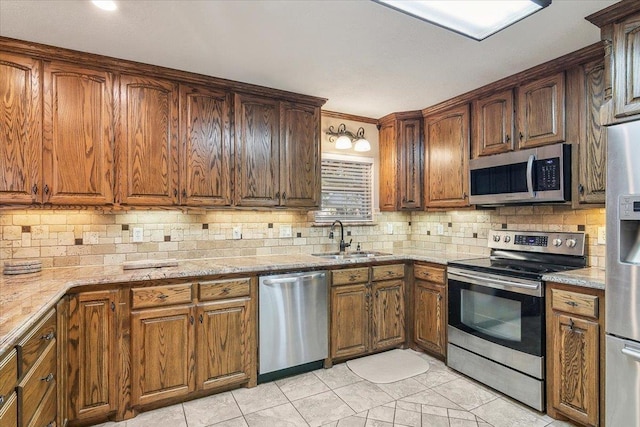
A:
[
  {"left": 448, "top": 270, "right": 541, "bottom": 296},
  {"left": 526, "top": 154, "right": 536, "bottom": 198}
]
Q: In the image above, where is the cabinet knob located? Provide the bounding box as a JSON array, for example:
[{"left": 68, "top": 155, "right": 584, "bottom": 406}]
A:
[
  {"left": 199, "top": 314, "right": 203, "bottom": 324},
  {"left": 565, "top": 301, "right": 578, "bottom": 307},
  {"left": 41, "top": 373, "right": 54, "bottom": 382},
  {"left": 519, "top": 132, "right": 524, "bottom": 140},
  {"left": 190, "top": 316, "right": 195, "bottom": 325},
  {"left": 275, "top": 191, "right": 280, "bottom": 199},
  {"left": 174, "top": 189, "right": 178, "bottom": 197},
  {"left": 43, "top": 184, "right": 49, "bottom": 195},
  {"left": 111, "top": 301, "right": 116, "bottom": 312},
  {"left": 182, "top": 189, "right": 187, "bottom": 198},
  {"left": 568, "top": 318, "right": 575, "bottom": 331},
  {"left": 32, "top": 184, "right": 38, "bottom": 195},
  {"left": 437, "top": 294, "right": 442, "bottom": 302},
  {"left": 282, "top": 192, "right": 287, "bottom": 200},
  {"left": 40, "top": 332, "right": 55, "bottom": 341},
  {"left": 0, "top": 395, "right": 4, "bottom": 405},
  {"left": 578, "top": 184, "right": 584, "bottom": 195},
  {"left": 158, "top": 293, "right": 168, "bottom": 300},
  {"left": 505, "top": 134, "right": 511, "bottom": 143}
]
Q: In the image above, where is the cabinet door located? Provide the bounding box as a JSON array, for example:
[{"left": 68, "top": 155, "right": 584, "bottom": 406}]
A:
[
  {"left": 424, "top": 104, "right": 470, "bottom": 208},
  {"left": 517, "top": 72, "right": 565, "bottom": 148},
  {"left": 43, "top": 61, "right": 115, "bottom": 205},
  {"left": 180, "top": 84, "right": 232, "bottom": 206},
  {"left": 551, "top": 312, "right": 599, "bottom": 427},
  {"left": 576, "top": 60, "right": 607, "bottom": 205},
  {"left": 473, "top": 89, "right": 514, "bottom": 157},
  {"left": 130, "top": 305, "right": 196, "bottom": 406},
  {"left": 399, "top": 119, "right": 422, "bottom": 210},
  {"left": 234, "top": 94, "right": 280, "bottom": 207},
  {"left": 67, "top": 290, "right": 116, "bottom": 421},
  {"left": 378, "top": 122, "right": 397, "bottom": 211},
  {"left": 280, "top": 102, "right": 320, "bottom": 207},
  {"left": 0, "top": 52, "right": 41, "bottom": 204},
  {"left": 371, "top": 279, "right": 405, "bottom": 351},
  {"left": 197, "top": 298, "right": 252, "bottom": 390},
  {"left": 414, "top": 280, "right": 446, "bottom": 357},
  {"left": 331, "top": 284, "right": 369, "bottom": 359},
  {"left": 0, "top": 392, "right": 17, "bottom": 427},
  {"left": 119, "top": 74, "right": 179, "bottom": 205},
  {"left": 614, "top": 14, "right": 640, "bottom": 118}
]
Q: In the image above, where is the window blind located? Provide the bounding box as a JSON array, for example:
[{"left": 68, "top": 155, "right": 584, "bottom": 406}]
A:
[{"left": 316, "top": 156, "right": 373, "bottom": 223}]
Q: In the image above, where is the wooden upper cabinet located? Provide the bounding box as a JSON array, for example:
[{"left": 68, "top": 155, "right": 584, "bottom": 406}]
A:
[
  {"left": 398, "top": 119, "right": 422, "bottom": 210},
  {"left": 234, "top": 93, "right": 280, "bottom": 207},
  {"left": 613, "top": 13, "right": 640, "bottom": 119},
  {"left": 378, "top": 121, "right": 397, "bottom": 211},
  {"left": 0, "top": 52, "right": 42, "bottom": 205},
  {"left": 424, "top": 104, "right": 470, "bottom": 208},
  {"left": 180, "top": 84, "right": 232, "bottom": 206},
  {"left": 118, "top": 74, "right": 179, "bottom": 205},
  {"left": 473, "top": 89, "right": 514, "bottom": 157},
  {"left": 43, "top": 61, "right": 115, "bottom": 205},
  {"left": 517, "top": 72, "right": 565, "bottom": 149},
  {"left": 280, "top": 102, "right": 320, "bottom": 208}
]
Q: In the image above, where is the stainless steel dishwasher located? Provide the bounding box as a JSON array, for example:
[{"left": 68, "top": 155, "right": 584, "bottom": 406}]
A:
[{"left": 259, "top": 270, "right": 328, "bottom": 380}]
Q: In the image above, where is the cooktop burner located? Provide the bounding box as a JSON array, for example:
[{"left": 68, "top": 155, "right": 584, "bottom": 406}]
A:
[{"left": 448, "top": 256, "right": 583, "bottom": 280}]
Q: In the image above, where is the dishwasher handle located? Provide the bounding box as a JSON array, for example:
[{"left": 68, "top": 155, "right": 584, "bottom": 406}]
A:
[{"left": 262, "top": 272, "right": 326, "bottom": 286}]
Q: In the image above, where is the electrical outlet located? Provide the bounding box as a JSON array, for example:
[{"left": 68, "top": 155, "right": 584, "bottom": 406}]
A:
[
  {"left": 280, "top": 224, "right": 292, "bottom": 238},
  {"left": 386, "top": 223, "right": 394, "bottom": 235},
  {"left": 232, "top": 226, "right": 242, "bottom": 240},
  {"left": 132, "top": 227, "right": 144, "bottom": 243},
  {"left": 435, "top": 224, "right": 444, "bottom": 236},
  {"left": 598, "top": 226, "right": 606, "bottom": 245}
]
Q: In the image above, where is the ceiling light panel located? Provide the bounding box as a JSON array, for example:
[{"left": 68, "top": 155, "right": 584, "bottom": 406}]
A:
[{"left": 373, "top": 0, "right": 551, "bottom": 41}]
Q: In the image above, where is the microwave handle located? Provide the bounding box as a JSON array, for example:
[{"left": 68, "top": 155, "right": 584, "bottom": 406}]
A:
[{"left": 526, "top": 154, "right": 535, "bottom": 198}]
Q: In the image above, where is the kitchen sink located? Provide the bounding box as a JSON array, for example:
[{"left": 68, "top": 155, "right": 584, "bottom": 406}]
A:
[{"left": 311, "top": 251, "right": 391, "bottom": 260}]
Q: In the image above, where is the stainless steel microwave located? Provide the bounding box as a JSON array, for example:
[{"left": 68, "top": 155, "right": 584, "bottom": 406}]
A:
[{"left": 469, "top": 143, "right": 571, "bottom": 205}]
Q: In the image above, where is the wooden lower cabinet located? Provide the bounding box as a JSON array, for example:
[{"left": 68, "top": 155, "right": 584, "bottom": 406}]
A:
[
  {"left": 414, "top": 280, "right": 446, "bottom": 357},
  {"left": 0, "top": 393, "right": 17, "bottom": 427},
  {"left": 67, "top": 291, "right": 117, "bottom": 422},
  {"left": 546, "top": 283, "right": 604, "bottom": 427},
  {"left": 330, "top": 265, "right": 405, "bottom": 361}
]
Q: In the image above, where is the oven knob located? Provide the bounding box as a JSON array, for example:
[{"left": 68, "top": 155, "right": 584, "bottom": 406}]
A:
[
  {"left": 553, "top": 238, "right": 563, "bottom": 247},
  {"left": 504, "top": 236, "right": 511, "bottom": 243},
  {"left": 493, "top": 235, "right": 501, "bottom": 242},
  {"left": 566, "top": 239, "right": 577, "bottom": 248}
]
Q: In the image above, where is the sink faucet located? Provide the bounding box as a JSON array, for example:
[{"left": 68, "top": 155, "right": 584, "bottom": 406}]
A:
[{"left": 330, "top": 220, "right": 352, "bottom": 253}]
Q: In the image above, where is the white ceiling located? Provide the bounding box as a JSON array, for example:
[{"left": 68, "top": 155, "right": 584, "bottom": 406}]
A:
[{"left": 0, "top": 0, "right": 616, "bottom": 119}]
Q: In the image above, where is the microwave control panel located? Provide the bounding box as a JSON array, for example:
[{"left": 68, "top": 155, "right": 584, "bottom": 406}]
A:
[{"left": 535, "top": 158, "right": 561, "bottom": 191}]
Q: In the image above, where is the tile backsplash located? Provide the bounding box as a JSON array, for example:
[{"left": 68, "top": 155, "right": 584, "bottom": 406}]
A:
[{"left": 0, "top": 205, "right": 605, "bottom": 268}]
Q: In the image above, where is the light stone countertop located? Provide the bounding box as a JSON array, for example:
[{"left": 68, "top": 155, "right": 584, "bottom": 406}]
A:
[
  {"left": 542, "top": 267, "right": 605, "bottom": 290},
  {"left": 0, "top": 249, "right": 602, "bottom": 355}
]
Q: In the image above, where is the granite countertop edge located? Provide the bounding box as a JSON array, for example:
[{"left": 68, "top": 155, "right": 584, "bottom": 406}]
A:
[{"left": 0, "top": 251, "right": 605, "bottom": 355}]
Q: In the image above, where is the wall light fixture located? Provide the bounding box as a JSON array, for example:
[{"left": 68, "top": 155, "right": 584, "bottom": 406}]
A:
[{"left": 326, "top": 123, "right": 371, "bottom": 152}]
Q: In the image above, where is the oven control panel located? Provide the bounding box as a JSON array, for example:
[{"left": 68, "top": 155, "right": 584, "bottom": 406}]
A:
[{"left": 488, "top": 230, "right": 585, "bottom": 256}]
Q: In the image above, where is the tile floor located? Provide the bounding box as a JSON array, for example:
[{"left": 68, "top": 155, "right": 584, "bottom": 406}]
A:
[{"left": 95, "top": 350, "right": 579, "bottom": 427}]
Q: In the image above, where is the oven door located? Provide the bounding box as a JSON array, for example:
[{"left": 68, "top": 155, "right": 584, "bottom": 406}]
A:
[{"left": 447, "top": 268, "right": 544, "bottom": 357}]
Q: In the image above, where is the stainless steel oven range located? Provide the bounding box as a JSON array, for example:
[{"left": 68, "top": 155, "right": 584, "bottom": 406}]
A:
[{"left": 447, "top": 230, "right": 586, "bottom": 411}]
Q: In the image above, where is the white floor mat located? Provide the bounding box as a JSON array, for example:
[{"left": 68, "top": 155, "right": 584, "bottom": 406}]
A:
[{"left": 346, "top": 349, "right": 429, "bottom": 384}]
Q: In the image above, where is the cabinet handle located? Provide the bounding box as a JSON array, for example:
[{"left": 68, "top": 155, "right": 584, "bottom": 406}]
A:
[
  {"left": 158, "top": 294, "right": 168, "bottom": 300},
  {"left": 568, "top": 318, "right": 575, "bottom": 331},
  {"left": 437, "top": 294, "right": 442, "bottom": 302},
  {"left": 578, "top": 184, "right": 584, "bottom": 195},
  {"left": 0, "top": 395, "right": 4, "bottom": 406},
  {"left": 43, "top": 184, "right": 49, "bottom": 195},
  {"left": 182, "top": 189, "right": 187, "bottom": 198},
  {"left": 111, "top": 301, "right": 116, "bottom": 312},
  {"left": 190, "top": 316, "right": 195, "bottom": 325},
  {"left": 505, "top": 134, "right": 510, "bottom": 143},
  {"left": 275, "top": 191, "right": 280, "bottom": 199},
  {"left": 199, "top": 314, "right": 203, "bottom": 323},
  {"left": 32, "top": 184, "right": 38, "bottom": 195},
  {"left": 565, "top": 301, "right": 578, "bottom": 307},
  {"left": 282, "top": 192, "right": 287, "bottom": 200},
  {"left": 174, "top": 189, "right": 178, "bottom": 197},
  {"left": 349, "top": 275, "right": 357, "bottom": 281},
  {"left": 46, "top": 423, "right": 54, "bottom": 427},
  {"left": 519, "top": 132, "right": 524, "bottom": 140},
  {"left": 41, "top": 373, "right": 54, "bottom": 382},
  {"left": 41, "top": 332, "right": 55, "bottom": 341}
]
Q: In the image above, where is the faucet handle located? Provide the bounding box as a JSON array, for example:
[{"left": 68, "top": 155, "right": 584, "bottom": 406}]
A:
[
  {"left": 346, "top": 239, "right": 352, "bottom": 249},
  {"left": 356, "top": 243, "right": 361, "bottom": 251}
]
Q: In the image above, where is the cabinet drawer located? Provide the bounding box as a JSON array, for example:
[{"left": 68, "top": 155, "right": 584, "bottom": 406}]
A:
[
  {"left": 131, "top": 283, "right": 193, "bottom": 309},
  {"left": 0, "top": 392, "right": 17, "bottom": 427},
  {"left": 18, "top": 340, "right": 56, "bottom": 427},
  {"left": 372, "top": 264, "right": 405, "bottom": 281},
  {"left": 332, "top": 267, "right": 369, "bottom": 286},
  {"left": 16, "top": 310, "right": 56, "bottom": 377},
  {"left": 199, "top": 278, "right": 250, "bottom": 301},
  {"left": 551, "top": 289, "right": 599, "bottom": 318},
  {"left": 0, "top": 350, "right": 17, "bottom": 409},
  {"left": 26, "top": 383, "right": 55, "bottom": 427},
  {"left": 414, "top": 264, "right": 445, "bottom": 284}
]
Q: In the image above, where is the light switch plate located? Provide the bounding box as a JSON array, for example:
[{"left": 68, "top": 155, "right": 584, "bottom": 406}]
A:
[
  {"left": 280, "top": 224, "right": 292, "bottom": 238},
  {"left": 435, "top": 224, "right": 444, "bottom": 236},
  {"left": 232, "top": 226, "right": 242, "bottom": 240},
  {"left": 386, "top": 223, "right": 394, "bottom": 234},
  {"left": 598, "top": 226, "right": 606, "bottom": 245},
  {"left": 132, "top": 227, "right": 144, "bottom": 243}
]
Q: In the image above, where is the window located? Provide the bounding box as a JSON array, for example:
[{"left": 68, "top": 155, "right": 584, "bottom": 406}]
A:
[{"left": 315, "top": 153, "right": 374, "bottom": 223}]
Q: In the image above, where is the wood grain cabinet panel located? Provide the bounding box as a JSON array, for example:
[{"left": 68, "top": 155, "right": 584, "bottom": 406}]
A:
[
  {"left": 16, "top": 309, "right": 56, "bottom": 376},
  {"left": 18, "top": 340, "right": 56, "bottom": 427},
  {"left": 614, "top": 13, "right": 640, "bottom": 119},
  {"left": 517, "top": 72, "right": 566, "bottom": 148},
  {"left": 378, "top": 121, "right": 398, "bottom": 211},
  {"left": 330, "top": 284, "right": 369, "bottom": 359},
  {"left": 280, "top": 102, "right": 320, "bottom": 208},
  {"left": 0, "top": 52, "right": 42, "bottom": 205},
  {"left": 234, "top": 93, "right": 280, "bottom": 207},
  {"left": 179, "top": 84, "right": 232, "bottom": 206},
  {"left": 67, "top": 290, "right": 116, "bottom": 421},
  {"left": 118, "top": 74, "right": 179, "bottom": 205},
  {"left": 473, "top": 89, "right": 515, "bottom": 157},
  {"left": 43, "top": 61, "right": 115, "bottom": 205},
  {"left": 0, "top": 350, "right": 17, "bottom": 409},
  {"left": 26, "top": 384, "right": 56, "bottom": 427},
  {"left": 130, "top": 305, "right": 196, "bottom": 406},
  {"left": 424, "top": 104, "right": 470, "bottom": 208},
  {"left": 371, "top": 279, "right": 405, "bottom": 351},
  {"left": 414, "top": 279, "right": 446, "bottom": 357},
  {"left": 0, "top": 393, "right": 17, "bottom": 427},
  {"left": 197, "top": 298, "right": 252, "bottom": 390}
]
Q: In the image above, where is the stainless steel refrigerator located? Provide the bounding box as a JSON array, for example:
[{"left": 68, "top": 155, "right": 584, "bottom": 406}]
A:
[{"left": 606, "top": 119, "right": 640, "bottom": 426}]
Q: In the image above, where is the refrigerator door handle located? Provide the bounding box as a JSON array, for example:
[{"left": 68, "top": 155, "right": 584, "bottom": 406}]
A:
[{"left": 621, "top": 345, "right": 640, "bottom": 362}]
